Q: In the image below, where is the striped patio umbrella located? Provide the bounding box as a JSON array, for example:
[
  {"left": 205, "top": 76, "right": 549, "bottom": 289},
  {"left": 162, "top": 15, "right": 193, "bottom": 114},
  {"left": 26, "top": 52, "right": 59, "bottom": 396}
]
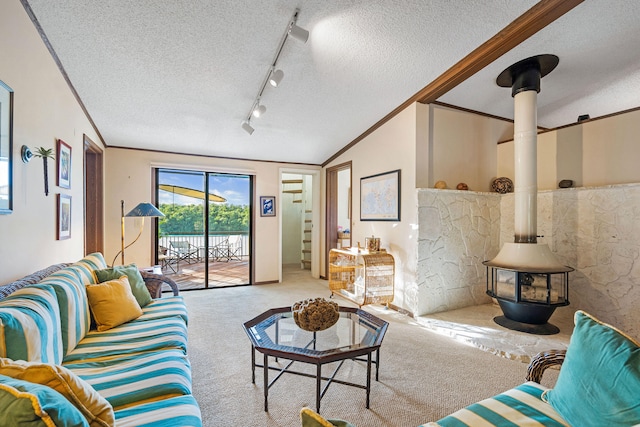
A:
[{"left": 159, "top": 184, "right": 226, "bottom": 203}]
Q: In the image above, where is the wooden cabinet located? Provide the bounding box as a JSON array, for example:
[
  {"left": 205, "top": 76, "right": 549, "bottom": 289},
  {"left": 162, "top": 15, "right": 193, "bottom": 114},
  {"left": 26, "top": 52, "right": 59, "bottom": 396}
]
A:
[{"left": 328, "top": 248, "right": 394, "bottom": 307}]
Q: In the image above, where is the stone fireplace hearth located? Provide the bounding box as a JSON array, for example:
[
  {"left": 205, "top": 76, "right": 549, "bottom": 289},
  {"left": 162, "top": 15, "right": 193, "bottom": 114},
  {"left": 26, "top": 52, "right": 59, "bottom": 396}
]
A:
[{"left": 417, "top": 182, "right": 640, "bottom": 340}]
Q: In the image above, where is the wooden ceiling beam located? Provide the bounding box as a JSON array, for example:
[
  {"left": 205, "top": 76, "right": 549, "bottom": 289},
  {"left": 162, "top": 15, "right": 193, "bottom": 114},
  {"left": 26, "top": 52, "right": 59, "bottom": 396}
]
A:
[{"left": 322, "top": 0, "right": 584, "bottom": 167}]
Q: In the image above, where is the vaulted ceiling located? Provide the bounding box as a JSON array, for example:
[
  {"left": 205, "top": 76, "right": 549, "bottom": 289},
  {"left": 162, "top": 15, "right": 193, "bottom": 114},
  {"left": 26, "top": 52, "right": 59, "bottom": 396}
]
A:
[{"left": 23, "top": 0, "right": 640, "bottom": 165}]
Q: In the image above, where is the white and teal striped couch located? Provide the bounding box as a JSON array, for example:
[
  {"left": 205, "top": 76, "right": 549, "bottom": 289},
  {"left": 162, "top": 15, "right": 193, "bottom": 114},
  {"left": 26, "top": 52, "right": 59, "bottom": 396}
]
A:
[
  {"left": 0, "top": 253, "right": 202, "bottom": 426},
  {"left": 420, "top": 311, "right": 640, "bottom": 427}
]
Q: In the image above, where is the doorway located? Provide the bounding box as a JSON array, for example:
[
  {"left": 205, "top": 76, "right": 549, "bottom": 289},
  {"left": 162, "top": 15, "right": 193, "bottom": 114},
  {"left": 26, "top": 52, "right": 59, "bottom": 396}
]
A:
[
  {"left": 155, "top": 168, "right": 252, "bottom": 290},
  {"left": 279, "top": 169, "right": 321, "bottom": 281},
  {"left": 325, "top": 162, "right": 352, "bottom": 278},
  {"left": 83, "top": 135, "right": 103, "bottom": 255}
]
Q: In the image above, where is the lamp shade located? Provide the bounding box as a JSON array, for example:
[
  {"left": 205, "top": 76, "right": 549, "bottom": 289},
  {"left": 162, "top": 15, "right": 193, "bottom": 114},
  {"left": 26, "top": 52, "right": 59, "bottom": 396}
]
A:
[{"left": 125, "top": 202, "right": 164, "bottom": 217}]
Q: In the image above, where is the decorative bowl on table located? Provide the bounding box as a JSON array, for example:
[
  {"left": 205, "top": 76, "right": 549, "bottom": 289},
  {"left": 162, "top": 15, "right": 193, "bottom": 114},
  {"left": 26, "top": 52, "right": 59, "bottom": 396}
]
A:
[{"left": 292, "top": 298, "right": 340, "bottom": 332}]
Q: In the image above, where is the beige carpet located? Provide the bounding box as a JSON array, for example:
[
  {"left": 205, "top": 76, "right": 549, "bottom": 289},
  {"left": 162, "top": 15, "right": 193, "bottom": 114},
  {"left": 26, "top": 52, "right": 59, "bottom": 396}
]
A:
[{"left": 182, "top": 266, "right": 559, "bottom": 427}]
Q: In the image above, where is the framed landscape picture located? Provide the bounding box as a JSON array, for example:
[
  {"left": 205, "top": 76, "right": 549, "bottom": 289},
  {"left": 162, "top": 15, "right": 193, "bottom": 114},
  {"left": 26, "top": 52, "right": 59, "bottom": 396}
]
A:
[
  {"left": 360, "top": 169, "right": 401, "bottom": 221},
  {"left": 260, "top": 196, "right": 275, "bottom": 217},
  {"left": 57, "top": 139, "right": 71, "bottom": 189},
  {"left": 57, "top": 193, "right": 71, "bottom": 240}
]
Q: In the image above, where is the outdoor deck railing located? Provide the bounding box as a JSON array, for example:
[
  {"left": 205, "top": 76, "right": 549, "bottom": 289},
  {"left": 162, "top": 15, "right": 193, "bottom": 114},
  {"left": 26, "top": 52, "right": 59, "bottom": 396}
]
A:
[{"left": 159, "top": 233, "right": 249, "bottom": 259}]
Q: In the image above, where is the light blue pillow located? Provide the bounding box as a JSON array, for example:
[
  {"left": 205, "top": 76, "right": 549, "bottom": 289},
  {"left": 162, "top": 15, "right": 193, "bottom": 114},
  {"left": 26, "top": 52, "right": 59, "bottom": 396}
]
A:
[
  {"left": 542, "top": 310, "right": 640, "bottom": 426},
  {"left": 0, "top": 374, "right": 89, "bottom": 426}
]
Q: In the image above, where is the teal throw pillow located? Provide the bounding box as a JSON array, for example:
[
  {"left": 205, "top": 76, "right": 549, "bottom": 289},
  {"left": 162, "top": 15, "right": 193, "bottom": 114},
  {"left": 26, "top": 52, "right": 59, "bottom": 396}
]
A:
[
  {"left": 542, "top": 310, "right": 640, "bottom": 426},
  {"left": 94, "top": 264, "right": 152, "bottom": 307},
  {"left": 0, "top": 374, "right": 89, "bottom": 426}
]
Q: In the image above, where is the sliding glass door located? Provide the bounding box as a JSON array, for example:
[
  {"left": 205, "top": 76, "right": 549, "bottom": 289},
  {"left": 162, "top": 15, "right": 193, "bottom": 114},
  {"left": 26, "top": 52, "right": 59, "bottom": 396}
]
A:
[{"left": 156, "top": 168, "right": 251, "bottom": 290}]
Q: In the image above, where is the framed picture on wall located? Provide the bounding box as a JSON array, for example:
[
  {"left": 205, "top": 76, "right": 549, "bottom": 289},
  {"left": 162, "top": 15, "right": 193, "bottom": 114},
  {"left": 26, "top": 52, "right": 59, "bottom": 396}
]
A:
[
  {"left": 260, "top": 196, "right": 276, "bottom": 217},
  {"left": 57, "top": 139, "right": 71, "bottom": 189},
  {"left": 360, "top": 169, "right": 401, "bottom": 221},
  {"left": 57, "top": 193, "right": 71, "bottom": 240}
]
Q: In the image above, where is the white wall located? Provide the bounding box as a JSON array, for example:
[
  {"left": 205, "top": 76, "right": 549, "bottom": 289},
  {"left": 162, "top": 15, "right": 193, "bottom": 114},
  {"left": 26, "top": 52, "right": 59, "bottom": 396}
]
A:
[
  {"left": 325, "top": 103, "right": 419, "bottom": 313},
  {"left": 105, "top": 148, "right": 319, "bottom": 284},
  {"left": 417, "top": 189, "right": 500, "bottom": 315},
  {"left": 431, "top": 106, "right": 512, "bottom": 192},
  {"left": 0, "top": 1, "right": 102, "bottom": 284},
  {"left": 323, "top": 103, "right": 513, "bottom": 315},
  {"left": 498, "top": 110, "right": 640, "bottom": 190}
]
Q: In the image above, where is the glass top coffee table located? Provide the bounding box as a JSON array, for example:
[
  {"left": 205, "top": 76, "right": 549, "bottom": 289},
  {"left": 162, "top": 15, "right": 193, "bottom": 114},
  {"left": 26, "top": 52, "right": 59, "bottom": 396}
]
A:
[{"left": 243, "top": 305, "right": 388, "bottom": 412}]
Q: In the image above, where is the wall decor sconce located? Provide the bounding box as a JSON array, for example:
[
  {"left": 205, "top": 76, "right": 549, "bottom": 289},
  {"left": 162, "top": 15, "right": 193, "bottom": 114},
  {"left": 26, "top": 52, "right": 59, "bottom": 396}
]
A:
[
  {"left": 33, "top": 146, "right": 55, "bottom": 196},
  {"left": 21, "top": 145, "right": 33, "bottom": 163}
]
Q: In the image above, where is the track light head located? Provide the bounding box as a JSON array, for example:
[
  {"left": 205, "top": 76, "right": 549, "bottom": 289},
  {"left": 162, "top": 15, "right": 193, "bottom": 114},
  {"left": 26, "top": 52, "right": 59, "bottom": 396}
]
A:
[
  {"left": 269, "top": 69, "right": 284, "bottom": 87},
  {"left": 241, "top": 121, "right": 254, "bottom": 135},
  {"left": 253, "top": 104, "right": 266, "bottom": 118},
  {"left": 289, "top": 23, "right": 309, "bottom": 43}
]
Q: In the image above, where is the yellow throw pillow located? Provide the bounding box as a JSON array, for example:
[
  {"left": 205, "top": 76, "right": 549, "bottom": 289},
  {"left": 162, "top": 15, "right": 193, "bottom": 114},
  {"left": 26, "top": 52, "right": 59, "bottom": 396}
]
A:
[
  {"left": 0, "top": 358, "right": 114, "bottom": 427},
  {"left": 300, "top": 407, "right": 356, "bottom": 427},
  {"left": 86, "top": 276, "right": 143, "bottom": 331}
]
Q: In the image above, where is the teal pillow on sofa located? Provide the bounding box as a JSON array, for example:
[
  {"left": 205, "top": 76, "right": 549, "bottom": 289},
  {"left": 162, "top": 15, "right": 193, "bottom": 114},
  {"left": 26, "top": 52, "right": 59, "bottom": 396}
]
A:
[
  {"left": 0, "top": 374, "right": 89, "bottom": 426},
  {"left": 542, "top": 310, "right": 640, "bottom": 426},
  {"left": 94, "top": 264, "right": 152, "bottom": 307}
]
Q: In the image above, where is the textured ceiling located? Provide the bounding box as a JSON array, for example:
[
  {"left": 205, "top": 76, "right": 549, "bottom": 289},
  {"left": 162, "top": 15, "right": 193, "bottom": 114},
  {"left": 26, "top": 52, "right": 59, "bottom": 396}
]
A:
[{"left": 23, "top": 1, "right": 640, "bottom": 164}]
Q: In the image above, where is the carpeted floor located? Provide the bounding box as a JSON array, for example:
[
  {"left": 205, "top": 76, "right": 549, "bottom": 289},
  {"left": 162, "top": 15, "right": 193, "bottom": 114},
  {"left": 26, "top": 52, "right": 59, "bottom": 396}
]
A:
[{"left": 182, "top": 266, "right": 559, "bottom": 427}]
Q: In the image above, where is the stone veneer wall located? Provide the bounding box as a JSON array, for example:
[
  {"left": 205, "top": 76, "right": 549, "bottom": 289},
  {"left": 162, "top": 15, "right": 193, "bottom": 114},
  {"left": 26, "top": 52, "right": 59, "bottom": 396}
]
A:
[
  {"left": 500, "top": 183, "right": 640, "bottom": 338},
  {"left": 416, "top": 189, "right": 501, "bottom": 315},
  {"left": 417, "top": 183, "right": 640, "bottom": 339}
]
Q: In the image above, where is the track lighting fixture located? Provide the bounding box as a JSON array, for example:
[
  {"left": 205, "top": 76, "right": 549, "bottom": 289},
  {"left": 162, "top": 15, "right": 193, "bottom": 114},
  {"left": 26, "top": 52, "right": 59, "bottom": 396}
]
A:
[
  {"left": 241, "top": 9, "right": 309, "bottom": 135},
  {"left": 269, "top": 69, "right": 284, "bottom": 87},
  {"left": 253, "top": 103, "right": 266, "bottom": 118},
  {"left": 241, "top": 121, "right": 254, "bottom": 135},
  {"left": 288, "top": 23, "right": 309, "bottom": 43}
]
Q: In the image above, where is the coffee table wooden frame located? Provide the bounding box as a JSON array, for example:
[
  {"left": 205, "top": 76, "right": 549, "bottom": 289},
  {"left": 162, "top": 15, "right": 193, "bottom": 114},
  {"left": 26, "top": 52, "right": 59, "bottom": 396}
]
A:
[{"left": 243, "top": 306, "right": 388, "bottom": 413}]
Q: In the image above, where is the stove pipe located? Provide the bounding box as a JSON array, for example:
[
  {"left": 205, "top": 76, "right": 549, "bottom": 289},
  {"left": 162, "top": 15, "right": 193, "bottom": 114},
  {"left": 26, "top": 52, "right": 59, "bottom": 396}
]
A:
[{"left": 485, "top": 55, "right": 571, "bottom": 273}]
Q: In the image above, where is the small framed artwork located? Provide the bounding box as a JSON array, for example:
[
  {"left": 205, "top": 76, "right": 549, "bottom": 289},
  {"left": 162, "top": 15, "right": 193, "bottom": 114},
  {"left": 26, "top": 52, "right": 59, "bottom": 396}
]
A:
[
  {"left": 260, "top": 196, "right": 276, "bottom": 217},
  {"left": 360, "top": 169, "right": 401, "bottom": 221},
  {"left": 57, "top": 194, "right": 71, "bottom": 240},
  {"left": 57, "top": 139, "right": 71, "bottom": 189}
]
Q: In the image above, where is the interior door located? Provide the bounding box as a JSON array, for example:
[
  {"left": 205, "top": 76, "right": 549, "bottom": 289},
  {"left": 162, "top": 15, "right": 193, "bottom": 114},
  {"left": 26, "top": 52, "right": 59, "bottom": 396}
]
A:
[{"left": 325, "top": 162, "right": 352, "bottom": 278}]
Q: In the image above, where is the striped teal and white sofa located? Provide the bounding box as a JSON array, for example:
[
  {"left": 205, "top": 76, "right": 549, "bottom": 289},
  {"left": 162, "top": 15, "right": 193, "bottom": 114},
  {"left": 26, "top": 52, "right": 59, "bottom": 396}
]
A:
[
  {"left": 0, "top": 253, "right": 202, "bottom": 426},
  {"left": 420, "top": 310, "right": 640, "bottom": 427}
]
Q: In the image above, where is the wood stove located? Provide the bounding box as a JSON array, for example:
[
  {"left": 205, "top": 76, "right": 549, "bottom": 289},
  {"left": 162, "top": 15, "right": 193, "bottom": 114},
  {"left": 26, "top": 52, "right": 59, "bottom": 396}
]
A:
[
  {"left": 485, "top": 54, "right": 574, "bottom": 335},
  {"left": 484, "top": 243, "right": 572, "bottom": 334}
]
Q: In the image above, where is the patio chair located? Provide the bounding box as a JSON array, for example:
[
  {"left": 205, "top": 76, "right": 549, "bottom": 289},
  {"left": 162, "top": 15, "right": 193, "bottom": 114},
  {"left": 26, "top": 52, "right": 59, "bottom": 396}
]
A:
[
  {"left": 169, "top": 240, "right": 200, "bottom": 264},
  {"left": 210, "top": 238, "right": 230, "bottom": 262},
  {"left": 228, "top": 235, "right": 243, "bottom": 261},
  {"left": 158, "top": 246, "right": 178, "bottom": 273}
]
